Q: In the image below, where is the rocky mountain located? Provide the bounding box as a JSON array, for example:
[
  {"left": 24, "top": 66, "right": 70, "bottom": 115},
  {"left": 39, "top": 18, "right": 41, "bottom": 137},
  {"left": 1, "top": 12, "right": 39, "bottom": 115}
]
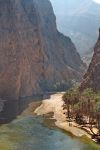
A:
[
  {"left": 82, "top": 49, "right": 93, "bottom": 66},
  {"left": 50, "top": 0, "right": 100, "bottom": 55},
  {"left": 0, "top": 0, "right": 85, "bottom": 100},
  {"left": 0, "top": 0, "right": 85, "bottom": 122},
  {"left": 80, "top": 29, "right": 100, "bottom": 92}
]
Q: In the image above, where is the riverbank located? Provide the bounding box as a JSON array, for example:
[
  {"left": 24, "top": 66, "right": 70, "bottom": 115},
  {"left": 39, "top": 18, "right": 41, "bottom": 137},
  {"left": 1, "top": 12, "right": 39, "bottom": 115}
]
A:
[
  {"left": 0, "top": 93, "right": 99, "bottom": 150},
  {"left": 34, "top": 93, "right": 98, "bottom": 139},
  {"left": 22, "top": 101, "right": 42, "bottom": 116}
]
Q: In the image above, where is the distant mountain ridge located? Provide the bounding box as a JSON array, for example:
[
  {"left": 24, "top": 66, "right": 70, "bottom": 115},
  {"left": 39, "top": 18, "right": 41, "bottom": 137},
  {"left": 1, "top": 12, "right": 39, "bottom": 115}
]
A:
[{"left": 50, "top": 0, "right": 100, "bottom": 55}]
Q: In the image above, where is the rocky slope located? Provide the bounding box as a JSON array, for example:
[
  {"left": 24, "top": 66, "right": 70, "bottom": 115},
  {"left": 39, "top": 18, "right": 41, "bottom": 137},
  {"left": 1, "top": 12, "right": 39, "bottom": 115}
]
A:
[
  {"left": 82, "top": 49, "right": 93, "bottom": 66},
  {"left": 80, "top": 29, "right": 100, "bottom": 92},
  {"left": 0, "top": 0, "right": 85, "bottom": 122}
]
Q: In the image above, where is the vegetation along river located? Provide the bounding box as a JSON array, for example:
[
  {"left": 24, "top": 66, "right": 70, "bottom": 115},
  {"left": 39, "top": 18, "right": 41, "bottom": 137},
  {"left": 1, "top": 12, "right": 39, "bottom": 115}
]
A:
[{"left": 0, "top": 94, "right": 99, "bottom": 150}]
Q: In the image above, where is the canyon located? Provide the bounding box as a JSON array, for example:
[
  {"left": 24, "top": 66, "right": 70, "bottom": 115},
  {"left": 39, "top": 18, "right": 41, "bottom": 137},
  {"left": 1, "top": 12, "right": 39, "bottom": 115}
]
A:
[{"left": 0, "top": 0, "right": 85, "bottom": 122}]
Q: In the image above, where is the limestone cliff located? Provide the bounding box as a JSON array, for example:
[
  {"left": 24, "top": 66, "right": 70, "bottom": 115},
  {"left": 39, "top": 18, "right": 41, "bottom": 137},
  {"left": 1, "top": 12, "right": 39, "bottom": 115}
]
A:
[
  {"left": 0, "top": 0, "right": 85, "bottom": 102},
  {"left": 80, "top": 29, "right": 100, "bottom": 92}
]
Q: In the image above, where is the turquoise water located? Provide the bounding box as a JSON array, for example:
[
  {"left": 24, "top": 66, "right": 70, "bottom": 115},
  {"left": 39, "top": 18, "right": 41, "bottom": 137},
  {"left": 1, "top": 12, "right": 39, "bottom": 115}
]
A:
[{"left": 0, "top": 115, "right": 99, "bottom": 150}]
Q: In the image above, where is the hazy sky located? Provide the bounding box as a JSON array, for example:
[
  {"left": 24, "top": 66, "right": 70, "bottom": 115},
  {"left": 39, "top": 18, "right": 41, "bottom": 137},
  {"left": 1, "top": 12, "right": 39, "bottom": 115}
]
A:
[
  {"left": 93, "top": 0, "right": 100, "bottom": 3},
  {"left": 50, "top": 0, "right": 100, "bottom": 20}
]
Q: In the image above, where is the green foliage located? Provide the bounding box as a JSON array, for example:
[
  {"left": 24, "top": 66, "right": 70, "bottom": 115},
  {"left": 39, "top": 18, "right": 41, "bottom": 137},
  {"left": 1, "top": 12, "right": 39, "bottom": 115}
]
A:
[
  {"left": 82, "top": 88, "right": 94, "bottom": 98},
  {"left": 63, "top": 88, "right": 79, "bottom": 102},
  {"left": 95, "top": 101, "right": 100, "bottom": 112},
  {"left": 63, "top": 87, "right": 100, "bottom": 134},
  {"left": 94, "top": 92, "right": 100, "bottom": 103}
]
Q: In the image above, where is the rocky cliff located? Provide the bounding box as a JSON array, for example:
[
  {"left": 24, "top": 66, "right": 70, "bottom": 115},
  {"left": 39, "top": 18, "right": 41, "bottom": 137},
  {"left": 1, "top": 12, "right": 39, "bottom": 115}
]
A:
[
  {"left": 0, "top": 0, "right": 85, "bottom": 100},
  {"left": 0, "top": 0, "right": 85, "bottom": 122},
  {"left": 80, "top": 29, "right": 100, "bottom": 92}
]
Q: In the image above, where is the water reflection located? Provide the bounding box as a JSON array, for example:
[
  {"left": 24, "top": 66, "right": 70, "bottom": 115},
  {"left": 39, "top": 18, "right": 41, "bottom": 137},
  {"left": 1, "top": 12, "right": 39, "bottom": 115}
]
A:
[{"left": 0, "top": 116, "right": 99, "bottom": 150}]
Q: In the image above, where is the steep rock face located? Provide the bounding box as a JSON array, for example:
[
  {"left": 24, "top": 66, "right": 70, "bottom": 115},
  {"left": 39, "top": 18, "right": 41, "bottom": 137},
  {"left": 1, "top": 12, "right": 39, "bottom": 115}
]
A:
[
  {"left": 80, "top": 29, "right": 100, "bottom": 92},
  {"left": 0, "top": 0, "right": 85, "bottom": 100}
]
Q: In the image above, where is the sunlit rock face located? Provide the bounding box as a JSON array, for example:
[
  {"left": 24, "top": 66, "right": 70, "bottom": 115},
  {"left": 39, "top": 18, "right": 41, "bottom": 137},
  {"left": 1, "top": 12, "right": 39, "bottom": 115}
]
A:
[
  {"left": 0, "top": 0, "right": 85, "bottom": 115},
  {"left": 80, "top": 29, "right": 100, "bottom": 92}
]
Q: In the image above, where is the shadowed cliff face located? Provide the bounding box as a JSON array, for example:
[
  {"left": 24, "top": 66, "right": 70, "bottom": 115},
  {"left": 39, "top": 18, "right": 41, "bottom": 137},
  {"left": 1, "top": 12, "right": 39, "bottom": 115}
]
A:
[
  {"left": 80, "top": 29, "right": 100, "bottom": 92},
  {"left": 0, "top": 0, "right": 85, "bottom": 101},
  {"left": 0, "top": 0, "right": 85, "bottom": 122}
]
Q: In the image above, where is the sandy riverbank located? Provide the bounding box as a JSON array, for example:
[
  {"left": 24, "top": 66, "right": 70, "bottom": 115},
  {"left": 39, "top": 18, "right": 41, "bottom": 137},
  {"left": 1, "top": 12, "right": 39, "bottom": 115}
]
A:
[{"left": 34, "top": 92, "right": 92, "bottom": 138}]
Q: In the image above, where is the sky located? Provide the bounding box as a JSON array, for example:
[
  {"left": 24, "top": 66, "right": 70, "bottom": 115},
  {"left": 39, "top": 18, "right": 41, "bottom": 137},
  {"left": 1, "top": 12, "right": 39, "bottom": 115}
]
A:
[
  {"left": 93, "top": 0, "right": 100, "bottom": 3},
  {"left": 50, "top": 0, "right": 100, "bottom": 6},
  {"left": 50, "top": 0, "right": 100, "bottom": 20}
]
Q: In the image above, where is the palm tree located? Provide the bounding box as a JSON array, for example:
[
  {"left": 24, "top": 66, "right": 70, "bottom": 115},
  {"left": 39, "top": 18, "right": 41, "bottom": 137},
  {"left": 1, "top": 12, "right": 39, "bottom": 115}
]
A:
[{"left": 62, "top": 89, "right": 79, "bottom": 119}]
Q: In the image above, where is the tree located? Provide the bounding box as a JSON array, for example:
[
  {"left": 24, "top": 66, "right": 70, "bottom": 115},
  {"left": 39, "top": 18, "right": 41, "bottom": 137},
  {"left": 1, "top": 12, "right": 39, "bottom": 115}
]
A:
[{"left": 62, "top": 89, "right": 79, "bottom": 119}]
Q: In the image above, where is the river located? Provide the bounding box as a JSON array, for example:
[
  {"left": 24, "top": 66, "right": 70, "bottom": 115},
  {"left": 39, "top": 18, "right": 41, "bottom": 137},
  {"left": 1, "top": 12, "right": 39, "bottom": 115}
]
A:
[{"left": 0, "top": 93, "right": 99, "bottom": 150}]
